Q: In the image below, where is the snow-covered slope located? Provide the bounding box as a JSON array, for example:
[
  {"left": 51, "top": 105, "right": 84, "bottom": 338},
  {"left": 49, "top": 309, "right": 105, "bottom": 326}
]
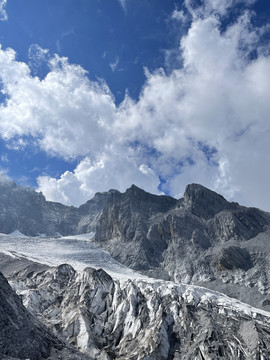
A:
[{"left": 0, "top": 233, "right": 148, "bottom": 281}]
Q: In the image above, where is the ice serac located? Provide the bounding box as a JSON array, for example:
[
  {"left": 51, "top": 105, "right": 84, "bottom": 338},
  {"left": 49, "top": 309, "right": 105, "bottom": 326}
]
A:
[
  {"left": 9, "top": 263, "right": 270, "bottom": 360},
  {"left": 0, "top": 263, "right": 95, "bottom": 360}
]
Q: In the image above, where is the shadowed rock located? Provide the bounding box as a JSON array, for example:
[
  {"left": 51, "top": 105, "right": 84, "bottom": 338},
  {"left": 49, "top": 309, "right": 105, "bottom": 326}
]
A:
[
  {"left": 217, "top": 246, "right": 253, "bottom": 271},
  {"left": 0, "top": 271, "right": 63, "bottom": 359}
]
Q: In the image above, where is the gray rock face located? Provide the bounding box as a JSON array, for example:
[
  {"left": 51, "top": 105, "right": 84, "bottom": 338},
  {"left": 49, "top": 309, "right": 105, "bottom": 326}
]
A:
[
  {"left": 0, "top": 263, "right": 95, "bottom": 360},
  {"left": 0, "top": 270, "right": 62, "bottom": 359},
  {"left": 217, "top": 246, "right": 253, "bottom": 271},
  {"left": 7, "top": 262, "right": 270, "bottom": 360},
  {"left": 0, "top": 181, "right": 112, "bottom": 236},
  {"left": 76, "top": 190, "right": 118, "bottom": 234},
  {"left": 93, "top": 184, "right": 270, "bottom": 310},
  {"left": 183, "top": 183, "right": 237, "bottom": 220},
  {"left": 95, "top": 184, "right": 177, "bottom": 270},
  {"left": 0, "top": 180, "right": 76, "bottom": 236}
]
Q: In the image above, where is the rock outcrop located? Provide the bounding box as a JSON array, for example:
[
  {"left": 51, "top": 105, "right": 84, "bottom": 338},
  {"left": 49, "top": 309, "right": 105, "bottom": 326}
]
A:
[
  {"left": 0, "top": 269, "right": 93, "bottom": 360},
  {"left": 0, "top": 180, "right": 112, "bottom": 236}
]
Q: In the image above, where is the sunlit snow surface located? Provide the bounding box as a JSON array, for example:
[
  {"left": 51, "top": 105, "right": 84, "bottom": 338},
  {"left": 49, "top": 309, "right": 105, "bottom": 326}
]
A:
[
  {"left": 0, "top": 232, "right": 148, "bottom": 281},
  {"left": 1, "top": 232, "right": 270, "bottom": 319}
]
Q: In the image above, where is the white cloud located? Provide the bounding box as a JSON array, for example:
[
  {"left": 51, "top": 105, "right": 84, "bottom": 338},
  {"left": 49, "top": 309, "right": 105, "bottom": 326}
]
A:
[
  {"left": 0, "top": 0, "right": 7, "bottom": 21},
  {"left": 118, "top": 0, "right": 127, "bottom": 12},
  {"left": 109, "top": 57, "right": 119, "bottom": 72},
  {"left": 0, "top": 49, "right": 116, "bottom": 158},
  {"left": 1, "top": 153, "right": 8, "bottom": 162},
  {"left": 184, "top": 0, "right": 257, "bottom": 18},
  {"left": 37, "top": 151, "right": 160, "bottom": 206},
  {"left": 172, "top": 10, "right": 187, "bottom": 22},
  {"left": 28, "top": 44, "right": 50, "bottom": 74},
  {"left": 113, "top": 6, "right": 270, "bottom": 209},
  {"left": 1, "top": 1, "right": 270, "bottom": 210}
]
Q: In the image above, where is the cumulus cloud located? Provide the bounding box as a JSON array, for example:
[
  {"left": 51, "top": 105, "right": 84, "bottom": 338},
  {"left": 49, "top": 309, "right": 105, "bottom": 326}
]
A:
[
  {"left": 0, "top": 48, "right": 115, "bottom": 158},
  {"left": 28, "top": 44, "right": 50, "bottom": 74},
  {"left": 184, "top": 0, "right": 256, "bottom": 18},
  {"left": 0, "top": 0, "right": 270, "bottom": 210},
  {"left": 113, "top": 4, "right": 270, "bottom": 208},
  {"left": 0, "top": 0, "right": 7, "bottom": 21},
  {"left": 37, "top": 151, "right": 160, "bottom": 206}
]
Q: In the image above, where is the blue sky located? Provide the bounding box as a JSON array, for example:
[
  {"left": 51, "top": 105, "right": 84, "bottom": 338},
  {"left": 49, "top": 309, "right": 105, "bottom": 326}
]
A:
[{"left": 0, "top": 0, "right": 270, "bottom": 210}]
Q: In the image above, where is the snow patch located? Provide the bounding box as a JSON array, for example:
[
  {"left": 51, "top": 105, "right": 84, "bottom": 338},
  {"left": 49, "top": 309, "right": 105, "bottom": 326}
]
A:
[
  {"left": 8, "top": 230, "right": 28, "bottom": 237},
  {"left": 0, "top": 233, "right": 148, "bottom": 282}
]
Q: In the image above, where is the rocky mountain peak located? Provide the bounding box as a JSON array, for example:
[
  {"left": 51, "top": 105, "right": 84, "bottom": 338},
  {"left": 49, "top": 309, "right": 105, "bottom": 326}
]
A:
[
  {"left": 183, "top": 183, "right": 236, "bottom": 219},
  {"left": 124, "top": 184, "right": 177, "bottom": 210},
  {"left": 125, "top": 183, "right": 147, "bottom": 197}
]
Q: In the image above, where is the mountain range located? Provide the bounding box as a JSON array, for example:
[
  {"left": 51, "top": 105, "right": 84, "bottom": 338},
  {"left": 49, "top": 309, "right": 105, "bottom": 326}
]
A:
[{"left": 0, "top": 180, "right": 270, "bottom": 359}]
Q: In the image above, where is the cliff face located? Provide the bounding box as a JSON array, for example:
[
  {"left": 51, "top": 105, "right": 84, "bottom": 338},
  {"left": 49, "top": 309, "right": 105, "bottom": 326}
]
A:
[
  {"left": 94, "top": 184, "right": 177, "bottom": 270},
  {"left": 93, "top": 184, "right": 270, "bottom": 310},
  {"left": 0, "top": 271, "right": 58, "bottom": 359},
  {"left": 0, "top": 181, "right": 112, "bottom": 236}
]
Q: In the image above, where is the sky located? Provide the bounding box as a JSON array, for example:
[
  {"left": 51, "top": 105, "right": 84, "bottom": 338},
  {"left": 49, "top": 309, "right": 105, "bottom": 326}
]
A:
[{"left": 0, "top": 0, "right": 270, "bottom": 210}]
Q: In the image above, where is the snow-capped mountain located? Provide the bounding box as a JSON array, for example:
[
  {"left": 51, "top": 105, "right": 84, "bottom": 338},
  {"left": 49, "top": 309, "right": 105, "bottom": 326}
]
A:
[
  {"left": 1, "top": 180, "right": 270, "bottom": 358},
  {"left": 1, "top": 180, "right": 270, "bottom": 311}
]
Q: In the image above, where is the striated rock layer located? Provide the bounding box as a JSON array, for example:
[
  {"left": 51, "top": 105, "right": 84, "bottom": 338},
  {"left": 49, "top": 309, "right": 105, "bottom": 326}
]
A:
[{"left": 0, "top": 180, "right": 114, "bottom": 236}]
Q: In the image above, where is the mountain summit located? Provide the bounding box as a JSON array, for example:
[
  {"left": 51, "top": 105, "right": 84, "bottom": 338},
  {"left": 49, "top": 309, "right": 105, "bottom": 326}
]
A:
[{"left": 183, "top": 183, "right": 237, "bottom": 219}]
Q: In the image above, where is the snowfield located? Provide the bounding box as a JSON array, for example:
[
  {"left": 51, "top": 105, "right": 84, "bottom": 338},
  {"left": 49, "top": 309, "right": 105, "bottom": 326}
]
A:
[
  {"left": 0, "top": 232, "right": 270, "bottom": 321},
  {"left": 0, "top": 232, "right": 148, "bottom": 281}
]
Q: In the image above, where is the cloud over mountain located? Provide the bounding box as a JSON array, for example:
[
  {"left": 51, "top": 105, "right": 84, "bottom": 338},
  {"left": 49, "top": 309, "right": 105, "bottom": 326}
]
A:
[{"left": 0, "top": 0, "right": 270, "bottom": 209}]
